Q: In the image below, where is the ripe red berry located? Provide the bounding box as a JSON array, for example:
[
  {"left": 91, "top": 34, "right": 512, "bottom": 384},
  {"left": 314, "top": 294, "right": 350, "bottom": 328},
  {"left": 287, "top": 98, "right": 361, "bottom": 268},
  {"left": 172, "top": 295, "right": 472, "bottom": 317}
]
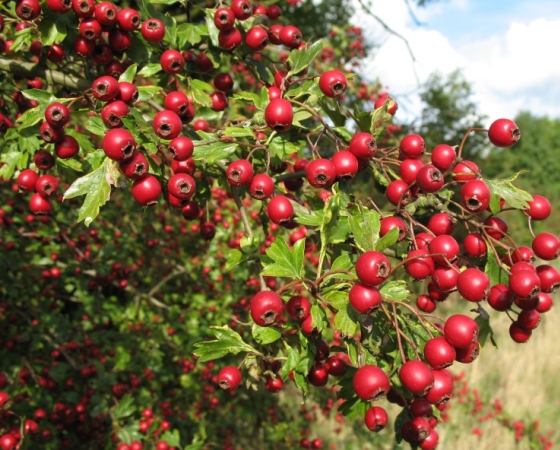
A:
[
  {"left": 118, "top": 82, "right": 139, "bottom": 104},
  {"left": 34, "top": 150, "right": 55, "bottom": 171},
  {"left": 380, "top": 216, "right": 407, "bottom": 242},
  {"left": 218, "top": 28, "right": 243, "bottom": 51},
  {"left": 364, "top": 406, "right": 388, "bottom": 432},
  {"left": 386, "top": 180, "right": 411, "bottom": 206},
  {"left": 452, "top": 160, "right": 479, "bottom": 181},
  {"left": 405, "top": 249, "right": 435, "bottom": 280},
  {"left": 532, "top": 232, "right": 560, "bottom": 260},
  {"left": 40, "top": 122, "right": 65, "bottom": 143},
  {"left": 29, "top": 193, "right": 52, "bottom": 215},
  {"left": 248, "top": 174, "right": 274, "bottom": 200},
  {"left": 324, "top": 356, "right": 346, "bottom": 377},
  {"left": 487, "top": 284, "right": 514, "bottom": 311},
  {"left": 231, "top": 0, "right": 252, "bottom": 20},
  {"left": 509, "top": 321, "right": 532, "bottom": 343},
  {"left": 167, "top": 173, "right": 196, "bottom": 200},
  {"left": 463, "top": 232, "right": 487, "bottom": 258},
  {"left": 416, "top": 295, "right": 436, "bottom": 313},
  {"left": 374, "top": 95, "right": 398, "bottom": 115},
  {"left": 416, "top": 165, "right": 444, "bottom": 193},
  {"left": 399, "top": 360, "right": 434, "bottom": 395},
  {"left": 526, "top": 195, "right": 551, "bottom": 221},
  {"left": 536, "top": 264, "right": 560, "bottom": 293},
  {"left": 226, "top": 160, "right": 254, "bottom": 187},
  {"left": 431, "top": 144, "right": 456, "bottom": 171},
  {"left": 117, "top": 8, "right": 141, "bottom": 32},
  {"left": 355, "top": 251, "right": 391, "bottom": 287},
  {"left": 131, "top": 175, "right": 161, "bottom": 206},
  {"left": 428, "top": 235, "right": 460, "bottom": 266},
  {"left": 444, "top": 314, "right": 478, "bottom": 348},
  {"left": 353, "top": 365, "right": 390, "bottom": 401},
  {"left": 457, "top": 268, "right": 490, "bottom": 302},
  {"left": 308, "top": 362, "right": 328, "bottom": 387},
  {"left": 17, "top": 169, "right": 39, "bottom": 192},
  {"left": 119, "top": 151, "right": 148, "bottom": 180},
  {"left": 331, "top": 151, "right": 358, "bottom": 180},
  {"left": 279, "top": 25, "right": 302, "bottom": 49},
  {"left": 265, "top": 98, "right": 293, "bottom": 133},
  {"left": 160, "top": 50, "right": 184, "bottom": 74},
  {"left": 101, "top": 100, "right": 129, "bottom": 128},
  {"left": 267, "top": 195, "right": 293, "bottom": 225},
  {"left": 95, "top": 2, "right": 117, "bottom": 26},
  {"left": 153, "top": 110, "right": 182, "bottom": 140},
  {"left": 399, "top": 159, "right": 424, "bottom": 185},
  {"left": 47, "top": 0, "right": 71, "bottom": 14},
  {"left": 16, "top": 0, "right": 41, "bottom": 20},
  {"left": 168, "top": 136, "right": 193, "bottom": 162},
  {"left": 423, "top": 336, "right": 456, "bottom": 369},
  {"left": 250, "top": 291, "right": 284, "bottom": 326},
  {"left": 286, "top": 295, "right": 310, "bottom": 321},
  {"left": 35, "top": 174, "right": 59, "bottom": 197},
  {"left": 213, "top": 73, "right": 234, "bottom": 92},
  {"left": 509, "top": 269, "right": 541, "bottom": 300},
  {"left": 141, "top": 18, "right": 165, "bottom": 43},
  {"left": 102, "top": 128, "right": 136, "bottom": 161},
  {"left": 517, "top": 309, "right": 541, "bottom": 331},
  {"left": 488, "top": 118, "right": 520, "bottom": 148},
  {"left": 92, "top": 76, "right": 120, "bottom": 102},
  {"left": 306, "top": 158, "right": 336, "bottom": 188},
  {"left": 217, "top": 366, "right": 242, "bottom": 390},
  {"left": 245, "top": 26, "right": 269, "bottom": 51},
  {"left": 460, "top": 179, "right": 491, "bottom": 213},
  {"left": 45, "top": 103, "right": 70, "bottom": 128},
  {"left": 210, "top": 91, "right": 228, "bottom": 111},
  {"left": 424, "top": 369, "right": 453, "bottom": 405},
  {"left": 348, "top": 132, "right": 377, "bottom": 159},
  {"left": 319, "top": 70, "right": 348, "bottom": 98},
  {"left": 348, "top": 283, "right": 382, "bottom": 314},
  {"left": 399, "top": 134, "right": 425, "bottom": 159}
]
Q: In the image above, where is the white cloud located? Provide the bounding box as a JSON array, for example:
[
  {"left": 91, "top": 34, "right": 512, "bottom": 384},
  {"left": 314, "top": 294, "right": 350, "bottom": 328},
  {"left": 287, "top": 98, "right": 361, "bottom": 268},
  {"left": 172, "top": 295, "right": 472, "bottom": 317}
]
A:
[{"left": 352, "top": 2, "right": 560, "bottom": 124}]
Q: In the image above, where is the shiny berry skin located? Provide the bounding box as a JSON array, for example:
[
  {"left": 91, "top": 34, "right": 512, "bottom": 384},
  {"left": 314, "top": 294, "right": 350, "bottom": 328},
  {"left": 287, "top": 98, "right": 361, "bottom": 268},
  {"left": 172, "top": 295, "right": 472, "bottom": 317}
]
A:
[
  {"left": 431, "top": 264, "right": 459, "bottom": 292},
  {"left": 353, "top": 365, "right": 390, "bottom": 401},
  {"left": 286, "top": 295, "right": 310, "bottom": 321},
  {"left": 457, "top": 268, "right": 490, "bottom": 302},
  {"left": 355, "top": 251, "right": 391, "bottom": 287},
  {"left": 279, "top": 25, "right": 302, "bottom": 49},
  {"left": 141, "top": 18, "right": 165, "bottom": 43},
  {"left": 73, "top": 0, "right": 94, "bottom": 17},
  {"left": 160, "top": 50, "right": 184, "bottom": 74},
  {"left": 463, "top": 232, "right": 487, "bottom": 258},
  {"left": 399, "top": 134, "right": 425, "bottom": 159},
  {"left": 117, "top": 82, "right": 139, "bottom": 104},
  {"left": 30, "top": 193, "right": 52, "bottom": 215},
  {"left": 416, "top": 165, "right": 444, "bottom": 193},
  {"left": 331, "top": 151, "right": 358, "bottom": 180},
  {"left": 386, "top": 180, "right": 410, "bottom": 206},
  {"left": 231, "top": 0, "right": 252, "bottom": 20},
  {"left": 483, "top": 216, "right": 508, "bottom": 240},
  {"left": 74, "top": 35, "right": 96, "bottom": 57},
  {"left": 428, "top": 212, "right": 455, "bottom": 236},
  {"left": 218, "top": 28, "right": 243, "bottom": 51},
  {"left": 167, "top": 173, "right": 196, "bottom": 200},
  {"left": 265, "top": 98, "right": 293, "bottom": 133},
  {"left": 460, "top": 179, "right": 491, "bottom": 213},
  {"left": 164, "top": 91, "right": 191, "bottom": 117},
  {"left": 306, "top": 158, "right": 336, "bottom": 188},
  {"left": 101, "top": 100, "right": 129, "bottom": 128},
  {"left": 47, "top": 0, "right": 72, "bottom": 13},
  {"left": 410, "top": 398, "right": 433, "bottom": 419},
  {"left": 153, "top": 110, "right": 182, "bottom": 140},
  {"left": 431, "top": 144, "right": 456, "bottom": 171},
  {"left": 487, "top": 284, "right": 514, "bottom": 311},
  {"left": 349, "top": 132, "right": 377, "bottom": 159},
  {"left": 536, "top": 264, "right": 560, "bottom": 293},
  {"left": 217, "top": 366, "right": 242, "bottom": 390},
  {"left": 526, "top": 195, "right": 551, "bottom": 221},
  {"left": 424, "top": 369, "right": 453, "bottom": 405},
  {"left": 452, "top": 160, "right": 479, "bottom": 181},
  {"left": 509, "top": 321, "right": 532, "bottom": 343},
  {"left": 308, "top": 362, "right": 328, "bottom": 387},
  {"left": 456, "top": 342, "right": 481, "bottom": 362},
  {"left": 40, "top": 122, "right": 64, "bottom": 143},
  {"left": 117, "top": 8, "right": 141, "bottom": 31},
  {"left": 0, "top": 434, "right": 17, "bottom": 450},
  {"left": 374, "top": 95, "right": 398, "bottom": 115},
  {"left": 214, "top": 73, "right": 234, "bottom": 92},
  {"left": 380, "top": 216, "right": 407, "bottom": 242},
  {"left": 35, "top": 174, "right": 59, "bottom": 197},
  {"left": 214, "top": 8, "right": 235, "bottom": 31},
  {"left": 119, "top": 151, "right": 148, "bottom": 179},
  {"left": 443, "top": 314, "right": 478, "bottom": 348},
  {"left": 16, "top": 0, "right": 41, "bottom": 20},
  {"left": 79, "top": 18, "right": 102, "bottom": 40},
  {"left": 34, "top": 150, "right": 55, "bottom": 171},
  {"left": 131, "top": 175, "right": 161, "bottom": 206},
  {"left": 348, "top": 283, "right": 382, "bottom": 314},
  {"left": 102, "top": 128, "right": 136, "bottom": 161},
  {"left": 47, "top": 44, "right": 65, "bottom": 63},
  {"left": 226, "top": 160, "right": 254, "bottom": 187},
  {"left": 488, "top": 118, "right": 520, "bottom": 148},
  {"left": 509, "top": 269, "right": 541, "bottom": 300},
  {"left": 92, "top": 44, "right": 113, "bottom": 65},
  {"left": 405, "top": 249, "right": 435, "bottom": 280},
  {"left": 265, "top": 375, "right": 283, "bottom": 393},
  {"left": 250, "top": 291, "right": 284, "bottom": 326},
  {"left": 399, "top": 360, "right": 434, "bottom": 396},
  {"left": 267, "top": 195, "right": 293, "bottom": 224},
  {"left": 428, "top": 235, "right": 460, "bottom": 266},
  {"left": 319, "top": 70, "right": 348, "bottom": 98},
  {"left": 249, "top": 174, "right": 274, "bottom": 200},
  {"left": 268, "top": 24, "right": 283, "bottom": 45},
  {"left": 17, "top": 169, "right": 39, "bottom": 192},
  {"left": 532, "top": 232, "right": 560, "bottom": 260},
  {"left": 399, "top": 159, "right": 424, "bottom": 185},
  {"left": 423, "top": 336, "right": 456, "bottom": 369},
  {"left": 536, "top": 292, "right": 553, "bottom": 313},
  {"left": 95, "top": 2, "right": 117, "bottom": 26},
  {"left": 168, "top": 136, "right": 193, "bottom": 161},
  {"left": 518, "top": 309, "right": 541, "bottom": 331},
  {"left": 245, "top": 26, "right": 269, "bottom": 51},
  {"left": 324, "top": 356, "right": 346, "bottom": 377},
  {"left": 92, "top": 76, "right": 120, "bottom": 102},
  {"left": 181, "top": 200, "right": 201, "bottom": 220},
  {"left": 364, "top": 406, "right": 388, "bottom": 432},
  {"left": 416, "top": 295, "right": 436, "bottom": 313},
  {"left": 45, "top": 103, "right": 70, "bottom": 128},
  {"left": 210, "top": 91, "right": 228, "bottom": 111}
]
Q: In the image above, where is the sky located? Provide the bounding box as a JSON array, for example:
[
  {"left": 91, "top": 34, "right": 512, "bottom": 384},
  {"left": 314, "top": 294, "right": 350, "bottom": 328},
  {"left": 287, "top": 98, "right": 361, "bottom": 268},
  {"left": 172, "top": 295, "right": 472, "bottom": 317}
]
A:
[{"left": 351, "top": 0, "right": 560, "bottom": 125}]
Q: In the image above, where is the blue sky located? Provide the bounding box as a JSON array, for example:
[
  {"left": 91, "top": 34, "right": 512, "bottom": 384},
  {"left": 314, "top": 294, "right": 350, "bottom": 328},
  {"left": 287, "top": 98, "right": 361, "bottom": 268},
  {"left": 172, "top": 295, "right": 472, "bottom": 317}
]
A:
[{"left": 353, "top": 0, "right": 560, "bottom": 122}]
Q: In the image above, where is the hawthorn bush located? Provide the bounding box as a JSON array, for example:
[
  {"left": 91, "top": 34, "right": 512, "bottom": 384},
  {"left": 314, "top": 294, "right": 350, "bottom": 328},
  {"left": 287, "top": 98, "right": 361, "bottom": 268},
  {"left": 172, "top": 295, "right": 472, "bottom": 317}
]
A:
[{"left": 0, "top": 0, "right": 557, "bottom": 449}]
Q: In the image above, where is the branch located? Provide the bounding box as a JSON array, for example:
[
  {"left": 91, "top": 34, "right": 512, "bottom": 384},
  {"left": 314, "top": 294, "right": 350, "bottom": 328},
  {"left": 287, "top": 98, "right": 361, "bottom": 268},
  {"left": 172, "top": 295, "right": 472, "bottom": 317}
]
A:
[{"left": 0, "top": 57, "right": 91, "bottom": 91}]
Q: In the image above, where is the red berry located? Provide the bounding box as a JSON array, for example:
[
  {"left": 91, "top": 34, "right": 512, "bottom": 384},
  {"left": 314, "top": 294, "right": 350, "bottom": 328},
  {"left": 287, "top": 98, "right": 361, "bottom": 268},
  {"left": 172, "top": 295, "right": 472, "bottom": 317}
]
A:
[
  {"left": 319, "top": 70, "right": 348, "bottom": 98},
  {"left": 306, "top": 158, "right": 336, "bottom": 188},
  {"left": 460, "top": 180, "right": 491, "bottom": 213},
  {"left": 267, "top": 195, "right": 293, "bottom": 225},
  {"left": 279, "top": 25, "right": 302, "bottom": 49},
  {"left": 218, "top": 28, "right": 243, "bottom": 51},
  {"left": 452, "top": 160, "right": 479, "bottom": 181},
  {"left": 431, "top": 144, "right": 456, "bottom": 171},
  {"left": 353, "top": 365, "right": 390, "bottom": 401},
  {"left": 443, "top": 314, "right": 478, "bottom": 348},
  {"left": 153, "top": 110, "right": 182, "bottom": 140},
  {"left": 231, "top": 0, "right": 252, "bottom": 20},
  {"left": 532, "top": 232, "right": 560, "bottom": 260},
  {"left": 119, "top": 151, "right": 149, "bottom": 180},
  {"left": 526, "top": 195, "right": 551, "bottom": 221},
  {"left": 348, "top": 132, "right": 377, "bottom": 159},
  {"left": 102, "top": 128, "right": 136, "bottom": 161},
  {"left": 331, "top": 151, "right": 358, "bottom": 180},
  {"left": 488, "top": 118, "right": 520, "bottom": 147},
  {"left": 245, "top": 26, "right": 269, "bottom": 51},
  {"left": 265, "top": 99, "right": 293, "bottom": 133},
  {"left": 92, "top": 76, "right": 120, "bottom": 102},
  {"left": 355, "top": 251, "right": 391, "bottom": 287},
  {"left": 423, "top": 336, "right": 456, "bottom": 369},
  {"left": 405, "top": 249, "right": 435, "bottom": 280},
  {"left": 286, "top": 295, "right": 310, "bottom": 321},
  {"left": 399, "top": 134, "right": 425, "bottom": 159},
  {"left": 217, "top": 366, "right": 242, "bottom": 390},
  {"left": 487, "top": 284, "right": 514, "bottom": 311},
  {"left": 29, "top": 193, "right": 52, "bottom": 215},
  {"left": 456, "top": 268, "right": 490, "bottom": 302},
  {"left": 249, "top": 174, "right": 274, "bottom": 200},
  {"left": 399, "top": 360, "right": 434, "bottom": 395},
  {"left": 364, "top": 406, "right": 388, "bottom": 432},
  {"left": 226, "top": 160, "right": 254, "bottom": 187},
  {"left": 131, "top": 175, "right": 161, "bottom": 206},
  {"left": 250, "top": 291, "right": 284, "bottom": 326},
  {"left": 167, "top": 173, "right": 196, "bottom": 200},
  {"left": 160, "top": 50, "right": 184, "bottom": 74},
  {"left": 348, "top": 283, "right": 382, "bottom": 314},
  {"left": 141, "top": 18, "right": 165, "bottom": 43}
]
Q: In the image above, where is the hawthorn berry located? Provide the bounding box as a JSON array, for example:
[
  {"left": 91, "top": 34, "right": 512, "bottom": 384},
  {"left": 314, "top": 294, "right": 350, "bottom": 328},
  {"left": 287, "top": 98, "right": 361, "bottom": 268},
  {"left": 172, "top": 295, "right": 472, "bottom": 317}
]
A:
[
  {"left": 488, "top": 118, "right": 520, "bottom": 147},
  {"left": 353, "top": 365, "right": 390, "bottom": 401},
  {"left": 217, "top": 366, "right": 242, "bottom": 390},
  {"left": 319, "top": 70, "right": 348, "bottom": 98},
  {"left": 355, "top": 251, "right": 391, "bottom": 287},
  {"left": 265, "top": 98, "right": 293, "bottom": 132},
  {"left": 250, "top": 291, "right": 284, "bottom": 326}
]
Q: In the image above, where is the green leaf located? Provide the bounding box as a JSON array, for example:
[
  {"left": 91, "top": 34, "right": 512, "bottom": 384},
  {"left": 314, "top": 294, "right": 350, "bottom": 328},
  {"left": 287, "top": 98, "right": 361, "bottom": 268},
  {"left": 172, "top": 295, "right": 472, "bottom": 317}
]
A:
[
  {"left": 223, "top": 127, "right": 255, "bottom": 138},
  {"left": 113, "top": 395, "right": 136, "bottom": 420},
  {"left": 190, "top": 79, "right": 213, "bottom": 106},
  {"left": 225, "top": 249, "right": 244, "bottom": 271},
  {"left": 63, "top": 159, "right": 112, "bottom": 226},
  {"left": 268, "top": 134, "right": 301, "bottom": 160},
  {"left": 15, "top": 106, "right": 41, "bottom": 129},
  {"left": 85, "top": 116, "right": 109, "bottom": 137},
  {"left": 240, "top": 235, "right": 259, "bottom": 254},
  {"left": 323, "top": 290, "right": 349, "bottom": 310},
  {"left": 475, "top": 313, "right": 496, "bottom": 348},
  {"left": 339, "top": 397, "right": 369, "bottom": 420},
  {"left": 333, "top": 126, "right": 354, "bottom": 143},
  {"left": 484, "top": 250, "right": 509, "bottom": 286},
  {"left": 0, "top": 150, "right": 26, "bottom": 180},
  {"left": 160, "top": 429, "right": 181, "bottom": 447},
  {"left": 9, "top": 27, "right": 33, "bottom": 53},
  {"left": 286, "top": 41, "right": 323, "bottom": 76},
  {"left": 292, "top": 107, "right": 314, "bottom": 128},
  {"left": 331, "top": 254, "right": 353, "bottom": 271},
  {"left": 119, "top": 64, "right": 138, "bottom": 83},
  {"left": 353, "top": 104, "right": 373, "bottom": 132},
  {"left": 380, "top": 281, "right": 410, "bottom": 301},
  {"left": 295, "top": 210, "right": 323, "bottom": 227},
  {"left": 376, "top": 227, "right": 399, "bottom": 252},
  {"left": 193, "top": 326, "right": 260, "bottom": 362},
  {"left": 334, "top": 304, "right": 359, "bottom": 337},
  {"left": 127, "top": 34, "right": 151, "bottom": 63},
  {"left": 177, "top": 23, "right": 207, "bottom": 48},
  {"left": 318, "top": 97, "right": 347, "bottom": 127},
  {"left": 347, "top": 204, "right": 381, "bottom": 252},
  {"left": 249, "top": 60, "right": 274, "bottom": 86},
  {"left": 37, "top": 11, "right": 67, "bottom": 46},
  {"left": 192, "top": 140, "right": 238, "bottom": 164},
  {"left": 280, "top": 347, "right": 301, "bottom": 380},
  {"left": 484, "top": 172, "right": 533, "bottom": 210},
  {"left": 137, "top": 86, "right": 161, "bottom": 103},
  {"left": 65, "top": 128, "right": 94, "bottom": 154},
  {"left": 137, "top": 63, "right": 162, "bottom": 78},
  {"left": 57, "top": 158, "right": 83, "bottom": 173},
  {"left": 204, "top": 8, "right": 220, "bottom": 48},
  {"left": 310, "top": 304, "right": 328, "bottom": 332},
  {"left": 345, "top": 340, "right": 359, "bottom": 366},
  {"left": 252, "top": 325, "right": 281, "bottom": 345},
  {"left": 261, "top": 237, "right": 305, "bottom": 278}
]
